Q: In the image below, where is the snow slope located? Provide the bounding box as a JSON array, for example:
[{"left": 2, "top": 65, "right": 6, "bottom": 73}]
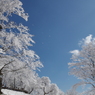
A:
[{"left": 1, "top": 89, "right": 29, "bottom": 95}]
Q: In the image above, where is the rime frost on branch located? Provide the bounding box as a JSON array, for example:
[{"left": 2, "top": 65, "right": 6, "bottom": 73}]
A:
[{"left": 0, "top": 0, "right": 29, "bottom": 22}]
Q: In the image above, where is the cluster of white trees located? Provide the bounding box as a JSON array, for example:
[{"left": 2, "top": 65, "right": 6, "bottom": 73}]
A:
[
  {"left": 0, "top": 0, "right": 65, "bottom": 95},
  {"left": 30, "top": 77, "right": 64, "bottom": 95}
]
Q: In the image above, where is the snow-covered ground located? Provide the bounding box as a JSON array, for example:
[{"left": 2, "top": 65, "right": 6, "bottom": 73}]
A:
[{"left": 1, "top": 89, "right": 29, "bottom": 95}]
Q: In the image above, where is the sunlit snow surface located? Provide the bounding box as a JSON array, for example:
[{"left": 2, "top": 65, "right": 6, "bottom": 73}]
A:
[{"left": 2, "top": 89, "right": 29, "bottom": 95}]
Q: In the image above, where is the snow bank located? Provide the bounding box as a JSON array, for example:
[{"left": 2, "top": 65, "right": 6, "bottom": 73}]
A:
[{"left": 1, "top": 89, "right": 29, "bottom": 95}]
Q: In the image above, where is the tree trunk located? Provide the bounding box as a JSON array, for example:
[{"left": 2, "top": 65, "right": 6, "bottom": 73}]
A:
[{"left": 0, "top": 70, "right": 2, "bottom": 94}]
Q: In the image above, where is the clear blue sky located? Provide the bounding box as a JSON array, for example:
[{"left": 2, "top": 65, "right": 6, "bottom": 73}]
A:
[{"left": 18, "top": 0, "right": 95, "bottom": 93}]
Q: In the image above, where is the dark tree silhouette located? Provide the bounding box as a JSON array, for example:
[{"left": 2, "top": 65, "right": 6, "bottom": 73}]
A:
[{"left": 0, "top": 25, "right": 3, "bottom": 30}]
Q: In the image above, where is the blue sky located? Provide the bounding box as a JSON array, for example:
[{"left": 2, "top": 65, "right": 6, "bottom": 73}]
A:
[{"left": 19, "top": 0, "right": 95, "bottom": 93}]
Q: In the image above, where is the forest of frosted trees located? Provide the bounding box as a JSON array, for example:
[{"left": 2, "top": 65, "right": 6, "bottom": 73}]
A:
[{"left": 0, "top": 0, "right": 95, "bottom": 95}]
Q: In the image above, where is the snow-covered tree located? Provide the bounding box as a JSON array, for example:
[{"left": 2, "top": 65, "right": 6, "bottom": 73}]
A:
[
  {"left": 31, "top": 77, "right": 64, "bottom": 95},
  {"left": 68, "top": 35, "right": 95, "bottom": 93},
  {"left": 0, "top": 0, "right": 43, "bottom": 94}
]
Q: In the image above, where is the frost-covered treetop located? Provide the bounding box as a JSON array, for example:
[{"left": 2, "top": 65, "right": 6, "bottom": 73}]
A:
[
  {"left": 69, "top": 35, "right": 95, "bottom": 79},
  {"left": 0, "top": 0, "right": 28, "bottom": 22}
]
